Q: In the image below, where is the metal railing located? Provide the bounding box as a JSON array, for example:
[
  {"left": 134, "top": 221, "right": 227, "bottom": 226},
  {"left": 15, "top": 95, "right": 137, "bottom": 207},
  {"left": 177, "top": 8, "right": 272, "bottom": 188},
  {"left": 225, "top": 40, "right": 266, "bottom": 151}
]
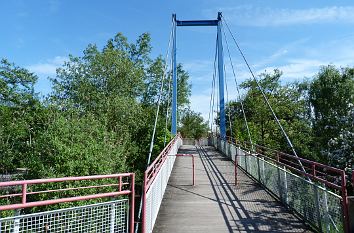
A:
[
  {"left": 211, "top": 135, "right": 350, "bottom": 233},
  {"left": 0, "top": 173, "right": 135, "bottom": 233},
  {"left": 142, "top": 134, "right": 182, "bottom": 233}
]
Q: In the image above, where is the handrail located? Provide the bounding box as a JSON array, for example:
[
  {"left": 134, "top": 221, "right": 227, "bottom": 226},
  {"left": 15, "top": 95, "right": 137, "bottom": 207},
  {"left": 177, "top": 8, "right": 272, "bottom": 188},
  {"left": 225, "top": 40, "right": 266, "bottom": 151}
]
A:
[
  {"left": 223, "top": 134, "right": 346, "bottom": 191},
  {"left": 145, "top": 134, "right": 180, "bottom": 191},
  {"left": 0, "top": 173, "right": 133, "bottom": 187},
  {"left": 0, "top": 173, "right": 135, "bottom": 213},
  {"left": 217, "top": 135, "right": 350, "bottom": 233},
  {"left": 142, "top": 134, "right": 182, "bottom": 233}
]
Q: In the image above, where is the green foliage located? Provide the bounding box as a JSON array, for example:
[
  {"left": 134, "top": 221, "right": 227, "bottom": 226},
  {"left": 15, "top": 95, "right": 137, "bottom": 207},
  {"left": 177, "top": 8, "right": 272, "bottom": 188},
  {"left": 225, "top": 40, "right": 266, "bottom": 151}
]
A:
[
  {"left": 223, "top": 65, "right": 353, "bottom": 170},
  {"left": 325, "top": 110, "right": 354, "bottom": 169},
  {"left": 52, "top": 35, "right": 147, "bottom": 109},
  {"left": 1, "top": 31, "right": 194, "bottom": 183},
  {"left": 0, "top": 59, "right": 40, "bottom": 173},
  {"left": 226, "top": 70, "right": 315, "bottom": 159},
  {"left": 309, "top": 66, "right": 354, "bottom": 163},
  {"left": 179, "top": 108, "right": 208, "bottom": 139},
  {"left": 3, "top": 29, "right": 352, "bottom": 215},
  {"left": 0, "top": 32, "right": 193, "bottom": 215},
  {"left": 27, "top": 110, "right": 127, "bottom": 178},
  {"left": 0, "top": 59, "right": 37, "bottom": 106}
]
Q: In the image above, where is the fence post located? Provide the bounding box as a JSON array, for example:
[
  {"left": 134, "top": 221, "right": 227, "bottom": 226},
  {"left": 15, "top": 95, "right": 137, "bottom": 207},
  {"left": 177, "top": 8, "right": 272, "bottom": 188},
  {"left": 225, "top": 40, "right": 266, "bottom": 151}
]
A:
[
  {"left": 110, "top": 202, "right": 116, "bottom": 233},
  {"left": 341, "top": 171, "right": 350, "bottom": 233},
  {"left": 261, "top": 157, "right": 265, "bottom": 184},
  {"left": 235, "top": 146, "right": 238, "bottom": 186},
  {"left": 13, "top": 184, "right": 27, "bottom": 233},
  {"left": 130, "top": 174, "right": 135, "bottom": 233},
  {"left": 192, "top": 156, "right": 195, "bottom": 186},
  {"left": 283, "top": 166, "right": 288, "bottom": 205},
  {"left": 323, "top": 187, "right": 331, "bottom": 233},
  {"left": 142, "top": 173, "right": 147, "bottom": 233},
  {"left": 277, "top": 165, "right": 282, "bottom": 200},
  {"left": 21, "top": 183, "right": 27, "bottom": 204},
  {"left": 228, "top": 142, "right": 231, "bottom": 158},
  {"left": 245, "top": 150, "right": 248, "bottom": 173},
  {"left": 13, "top": 209, "right": 21, "bottom": 233},
  {"left": 349, "top": 197, "right": 354, "bottom": 233},
  {"left": 313, "top": 185, "right": 323, "bottom": 232},
  {"left": 257, "top": 156, "right": 261, "bottom": 182}
]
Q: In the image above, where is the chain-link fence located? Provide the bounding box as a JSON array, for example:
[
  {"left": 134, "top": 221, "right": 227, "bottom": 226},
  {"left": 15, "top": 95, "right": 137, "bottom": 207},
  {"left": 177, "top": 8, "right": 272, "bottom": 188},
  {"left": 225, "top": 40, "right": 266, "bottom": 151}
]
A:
[
  {"left": 0, "top": 173, "right": 135, "bottom": 233},
  {"left": 143, "top": 135, "right": 182, "bottom": 233},
  {"left": 211, "top": 136, "right": 345, "bottom": 233},
  {"left": 0, "top": 199, "right": 129, "bottom": 233}
]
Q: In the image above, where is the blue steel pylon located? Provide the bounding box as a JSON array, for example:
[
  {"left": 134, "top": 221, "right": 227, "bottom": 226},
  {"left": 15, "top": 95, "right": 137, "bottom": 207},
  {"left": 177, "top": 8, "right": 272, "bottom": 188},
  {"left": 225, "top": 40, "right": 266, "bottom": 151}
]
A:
[{"left": 171, "top": 12, "right": 226, "bottom": 139}]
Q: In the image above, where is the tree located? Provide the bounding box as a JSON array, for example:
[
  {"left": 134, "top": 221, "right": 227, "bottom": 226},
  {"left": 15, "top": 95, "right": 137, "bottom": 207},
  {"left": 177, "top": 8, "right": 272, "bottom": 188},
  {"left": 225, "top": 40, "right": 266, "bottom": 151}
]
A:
[
  {"left": 0, "top": 59, "right": 39, "bottom": 173},
  {"left": 27, "top": 110, "right": 128, "bottom": 178},
  {"left": 324, "top": 108, "right": 353, "bottom": 170},
  {"left": 309, "top": 65, "right": 354, "bottom": 163},
  {"left": 225, "top": 70, "right": 315, "bottom": 159},
  {"left": 179, "top": 108, "right": 208, "bottom": 139},
  {"left": 0, "top": 59, "right": 37, "bottom": 106},
  {"left": 52, "top": 34, "right": 149, "bottom": 111},
  {"left": 142, "top": 61, "right": 191, "bottom": 110},
  {"left": 50, "top": 32, "right": 192, "bottom": 176}
]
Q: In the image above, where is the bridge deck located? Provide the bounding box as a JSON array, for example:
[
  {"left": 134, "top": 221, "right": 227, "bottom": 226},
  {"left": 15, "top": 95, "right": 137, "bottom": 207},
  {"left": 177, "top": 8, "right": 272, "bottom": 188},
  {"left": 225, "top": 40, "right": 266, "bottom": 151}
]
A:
[{"left": 153, "top": 145, "right": 313, "bottom": 233}]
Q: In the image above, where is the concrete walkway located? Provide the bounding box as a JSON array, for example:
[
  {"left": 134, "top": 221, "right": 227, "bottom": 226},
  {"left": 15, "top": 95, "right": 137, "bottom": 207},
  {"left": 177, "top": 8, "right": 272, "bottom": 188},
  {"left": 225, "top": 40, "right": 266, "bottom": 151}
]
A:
[{"left": 153, "top": 145, "right": 314, "bottom": 233}]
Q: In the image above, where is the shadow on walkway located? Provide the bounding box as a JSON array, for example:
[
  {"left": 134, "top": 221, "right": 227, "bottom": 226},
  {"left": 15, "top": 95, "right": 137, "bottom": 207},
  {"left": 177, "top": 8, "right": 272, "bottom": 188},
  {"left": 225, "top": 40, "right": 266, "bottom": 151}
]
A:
[{"left": 153, "top": 145, "right": 313, "bottom": 233}]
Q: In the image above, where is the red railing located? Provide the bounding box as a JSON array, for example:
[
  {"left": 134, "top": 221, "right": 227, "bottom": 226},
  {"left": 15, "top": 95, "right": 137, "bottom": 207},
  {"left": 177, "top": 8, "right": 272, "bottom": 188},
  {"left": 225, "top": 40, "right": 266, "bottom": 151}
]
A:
[
  {"left": 142, "top": 134, "right": 182, "bottom": 233},
  {"left": 144, "top": 136, "right": 179, "bottom": 192},
  {"left": 0, "top": 173, "right": 135, "bottom": 233}
]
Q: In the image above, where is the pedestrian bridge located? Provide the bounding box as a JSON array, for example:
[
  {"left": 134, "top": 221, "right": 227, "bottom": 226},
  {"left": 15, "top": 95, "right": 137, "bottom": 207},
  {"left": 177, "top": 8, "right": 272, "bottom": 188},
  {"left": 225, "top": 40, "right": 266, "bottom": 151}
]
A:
[
  {"left": 142, "top": 135, "right": 348, "bottom": 233},
  {"left": 1, "top": 12, "right": 353, "bottom": 233},
  {"left": 154, "top": 145, "right": 312, "bottom": 232},
  {"left": 0, "top": 135, "right": 351, "bottom": 232}
]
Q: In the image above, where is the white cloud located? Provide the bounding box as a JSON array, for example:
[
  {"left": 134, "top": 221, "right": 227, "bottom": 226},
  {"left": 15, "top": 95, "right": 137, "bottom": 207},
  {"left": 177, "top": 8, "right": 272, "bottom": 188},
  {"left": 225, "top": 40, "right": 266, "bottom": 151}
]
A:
[
  {"left": 187, "top": 33, "right": 354, "bottom": 120},
  {"left": 260, "top": 59, "right": 323, "bottom": 80},
  {"left": 257, "top": 35, "right": 354, "bottom": 81},
  {"left": 217, "top": 6, "right": 354, "bottom": 27},
  {"left": 27, "top": 56, "right": 68, "bottom": 76}
]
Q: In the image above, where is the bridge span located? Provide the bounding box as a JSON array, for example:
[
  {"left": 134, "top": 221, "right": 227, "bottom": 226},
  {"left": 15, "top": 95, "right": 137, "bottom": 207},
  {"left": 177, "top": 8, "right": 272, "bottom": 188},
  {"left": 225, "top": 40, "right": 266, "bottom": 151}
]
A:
[
  {"left": 0, "top": 135, "right": 351, "bottom": 233},
  {"left": 153, "top": 144, "right": 313, "bottom": 233}
]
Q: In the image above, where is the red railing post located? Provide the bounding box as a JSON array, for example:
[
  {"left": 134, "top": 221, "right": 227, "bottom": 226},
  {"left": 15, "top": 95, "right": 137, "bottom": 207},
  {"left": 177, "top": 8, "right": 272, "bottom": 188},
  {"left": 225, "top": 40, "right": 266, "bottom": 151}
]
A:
[
  {"left": 192, "top": 155, "right": 195, "bottom": 186},
  {"left": 119, "top": 176, "right": 122, "bottom": 192},
  {"left": 130, "top": 173, "right": 135, "bottom": 233},
  {"left": 352, "top": 170, "right": 354, "bottom": 191},
  {"left": 22, "top": 183, "right": 27, "bottom": 204},
  {"left": 312, "top": 164, "right": 316, "bottom": 178},
  {"left": 235, "top": 155, "right": 238, "bottom": 186},
  {"left": 341, "top": 171, "right": 350, "bottom": 233}
]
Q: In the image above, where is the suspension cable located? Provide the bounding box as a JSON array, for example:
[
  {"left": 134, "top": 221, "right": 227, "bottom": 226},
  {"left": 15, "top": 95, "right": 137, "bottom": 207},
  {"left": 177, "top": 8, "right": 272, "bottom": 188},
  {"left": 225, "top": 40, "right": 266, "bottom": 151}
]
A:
[
  {"left": 135, "top": 20, "right": 175, "bottom": 233},
  {"left": 224, "top": 62, "right": 233, "bottom": 139},
  {"left": 215, "top": 35, "right": 220, "bottom": 135},
  {"left": 163, "top": 58, "right": 173, "bottom": 147},
  {"left": 222, "top": 16, "right": 307, "bottom": 174},
  {"left": 208, "top": 36, "right": 218, "bottom": 133},
  {"left": 208, "top": 66, "right": 216, "bottom": 132},
  {"left": 222, "top": 26, "right": 253, "bottom": 146},
  {"left": 147, "top": 21, "right": 173, "bottom": 180}
]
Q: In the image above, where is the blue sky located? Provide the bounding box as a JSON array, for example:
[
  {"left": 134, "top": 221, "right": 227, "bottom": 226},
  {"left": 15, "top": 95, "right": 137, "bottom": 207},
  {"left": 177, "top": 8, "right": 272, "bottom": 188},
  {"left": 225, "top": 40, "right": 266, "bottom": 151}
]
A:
[{"left": 1, "top": 0, "right": 354, "bottom": 120}]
